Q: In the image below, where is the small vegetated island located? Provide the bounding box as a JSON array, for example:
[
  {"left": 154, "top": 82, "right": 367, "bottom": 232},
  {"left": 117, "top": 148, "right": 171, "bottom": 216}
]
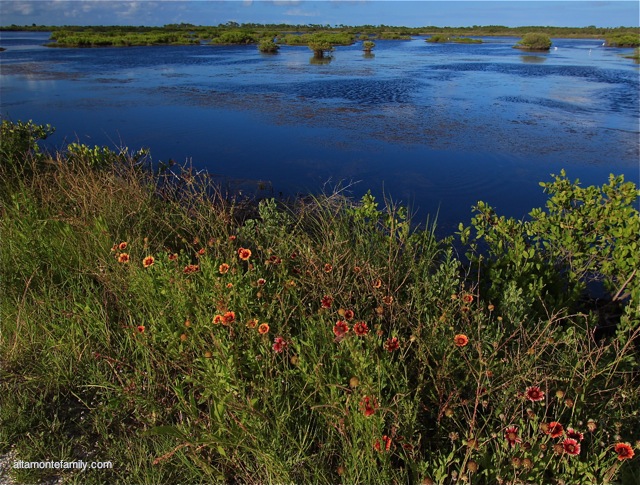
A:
[{"left": 513, "top": 32, "right": 553, "bottom": 51}]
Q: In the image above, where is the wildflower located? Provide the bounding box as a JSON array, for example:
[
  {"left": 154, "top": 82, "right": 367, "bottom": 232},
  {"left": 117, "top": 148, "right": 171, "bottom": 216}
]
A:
[
  {"left": 562, "top": 438, "right": 580, "bottom": 456},
  {"left": 553, "top": 443, "right": 564, "bottom": 455},
  {"left": 353, "top": 321, "right": 370, "bottom": 336},
  {"left": 324, "top": 263, "right": 333, "bottom": 273},
  {"left": 246, "top": 319, "right": 258, "bottom": 328},
  {"left": 168, "top": 252, "right": 178, "bottom": 261},
  {"left": 372, "top": 278, "right": 382, "bottom": 289},
  {"left": 136, "top": 325, "right": 145, "bottom": 333},
  {"left": 272, "top": 336, "right": 288, "bottom": 353},
  {"left": 349, "top": 376, "right": 359, "bottom": 388},
  {"left": 180, "top": 333, "right": 187, "bottom": 341},
  {"left": 353, "top": 266, "right": 361, "bottom": 273},
  {"left": 382, "top": 295, "right": 394, "bottom": 306},
  {"left": 257, "top": 278, "right": 266, "bottom": 286},
  {"left": 226, "top": 283, "right": 233, "bottom": 288},
  {"left": 359, "top": 396, "right": 377, "bottom": 417},
  {"left": 564, "top": 398, "right": 574, "bottom": 408},
  {"left": 384, "top": 337, "right": 400, "bottom": 352},
  {"left": 204, "top": 351, "right": 212, "bottom": 358},
  {"left": 143, "top": 256, "right": 155, "bottom": 268},
  {"left": 487, "top": 304, "right": 495, "bottom": 312},
  {"left": 526, "top": 386, "right": 545, "bottom": 402},
  {"left": 219, "top": 263, "right": 230, "bottom": 274},
  {"left": 118, "top": 242, "right": 128, "bottom": 250},
  {"left": 467, "top": 461, "right": 479, "bottom": 473},
  {"left": 238, "top": 247, "right": 252, "bottom": 261},
  {"left": 614, "top": 442, "right": 635, "bottom": 461},
  {"left": 546, "top": 421, "right": 564, "bottom": 438},
  {"left": 504, "top": 426, "right": 522, "bottom": 447},
  {"left": 444, "top": 408, "right": 454, "bottom": 418},
  {"left": 374, "top": 435, "right": 392, "bottom": 452},
  {"left": 118, "top": 253, "right": 130, "bottom": 263},
  {"left": 587, "top": 420, "right": 597, "bottom": 432},
  {"left": 213, "top": 315, "right": 224, "bottom": 325},
  {"left": 462, "top": 293, "right": 474, "bottom": 304},
  {"left": 344, "top": 309, "right": 355, "bottom": 320},
  {"left": 258, "top": 323, "right": 270, "bottom": 334},
  {"left": 321, "top": 295, "right": 333, "bottom": 308},
  {"left": 511, "top": 457, "right": 522, "bottom": 468},
  {"left": 183, "top": 264, "right": 199, "bottom": 274},
  {"left": 290, "top": 252, "right": 297, "bottom": 259},
  {"left": 566, "top": 428, "right": 584, "bottom": 442},
  {"left": 333, "top": 320, "right": 349, "bottom": 338},
  {"left": 454, "top": 334, "right": 469, "bottom": 347},
  {"left": 229, "top": 235, "right": 236, "bottom": 241},
  {"left": 522, "top": 458, "right": 533, "bottom": 470},
  {"left": 184, "top": 319, "right": 191, "bottom": 327},
  {"left": 222, "top": 311, "right": 235, "bottom": 325},
  {"left": 267, "top": 255, "right": 282, "bottom": 265},
  {"left": 197, "top": 248, "right": 206, "bottom": 256},
  {"left": 556, "top": 390, "right": 565, "bottom": 399}
]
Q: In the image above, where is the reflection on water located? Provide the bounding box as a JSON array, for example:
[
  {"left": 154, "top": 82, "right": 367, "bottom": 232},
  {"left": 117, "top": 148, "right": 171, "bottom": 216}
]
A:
[
  {"left": 309, "top": 56, "right": 333, "bottom": 65},
  {"left": 1, "top": 32, "right": 638, "bottom": 233},
  {"left": 521, "top": 55, "right": 547, "bottom": 63}
]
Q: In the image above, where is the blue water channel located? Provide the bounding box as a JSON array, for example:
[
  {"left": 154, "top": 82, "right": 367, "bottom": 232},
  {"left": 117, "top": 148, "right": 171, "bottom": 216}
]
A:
[{"left": 1, "top": 31, "right": 638, "bottom": 233}]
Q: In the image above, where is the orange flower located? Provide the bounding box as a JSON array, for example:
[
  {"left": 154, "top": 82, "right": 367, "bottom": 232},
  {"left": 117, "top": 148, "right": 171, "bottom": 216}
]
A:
[
  {"left": 353, "top": 321, "right": 369, "bottom": 336},
  {"left": 321, "top": 295, "right": 333, "bottom": 309},
  {"left": 183, "top": 264, "right": 199, "bottom": 274},
  {"left": 462, "top": 293, "right": 474, "bottom": 304},
  {"left": 324, "top": 263, "right": 333, "bottom": 273},
  {"left": 213, "top": 315, "right": 224, "bottom": 325},
  {"left": 258, "top": 323, "right": 270, "bottom": 334},
  {"left": 246, "top": 319, "right": 258, "bottom": 328},
  {"left": 454, "top": 334, "right": 469, "bottom": 347},
  {"left": 360, "top": 396, "right": 377, "bottom": 417},
  {"left": 143, "top": 256, "right": 155, "bottom": 268},
  {"left": 333, "top": 321, "right": 349, "bottom": 338},
  {"left": 219, "top": 263, "right": 230, "bottom": 274},
  {"left": 374, "top": 435, "right": 392, "bottom": 452},
  {"left": 136, "top": 325, "right": 145, "bottom": 333},
  {"left": 118, "top": 242, "right": 128, "bottom": 250},
  {"left": 546, "top": 422, "right": 564, "bottom": 438},
  {"left": 614, "top": 443, "right": 635, "bottom": 461},
  {"left": 562, "top": 438, "right": 580, "bottom": 456},
  {"left": 384, "top": 337, "right": 400, "bottom": 352},
  {"left": 168, "top": 252, "right": 178, "bottom": 261},
  {"left": 504, "top": 426, "right": 521, "bottom": 447},
  {"left": 238, "top": 247, "right": 252, "bottom": 260},
  {"left": 343, "top": 309, "right": 355, "bottom": 321},
  {"left": 372, "top": 278, "right": 382, "bottom": 289},
  {"left": 222, "top": 311, "right": 235, "bottom": 325},
  {"left": 229, "top": 235, "right": 237, "bottom": 241},
  {"left": 197, "top": 248, "right": 206, "bottom": 256},
  {"left": 526, "top": 386, "right": 545, "bottom": 402},
  {"left": 382, "top": 295, "right": 394, "bottom": 306},
  {"left": 118, "top": 253, "right": 130, "bottom": 263}
]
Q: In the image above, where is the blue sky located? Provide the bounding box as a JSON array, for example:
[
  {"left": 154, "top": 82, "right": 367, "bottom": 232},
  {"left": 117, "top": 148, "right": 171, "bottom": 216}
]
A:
[{"left": 1, "top": 1, "right": 638, "bottom": 28}]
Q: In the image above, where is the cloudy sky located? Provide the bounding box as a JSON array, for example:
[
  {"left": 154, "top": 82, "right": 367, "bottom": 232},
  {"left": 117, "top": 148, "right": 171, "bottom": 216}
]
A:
[{"left": 1, "top": 1, "right": 638, "bottom": 28}]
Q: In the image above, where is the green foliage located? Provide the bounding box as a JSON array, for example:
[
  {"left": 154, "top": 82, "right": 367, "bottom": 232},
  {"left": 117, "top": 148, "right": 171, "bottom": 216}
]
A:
[
  {"left": 362, "top": 40, "right": 375, "bottom": 52},
  {"left": 212, "top": 30, "right": 257, "bottom": 45},
  {"left": 515, "top": 32, "right": 553, "bottom": 51},
  {"left": 257, "top": 39, "right": 279, "bottom": 53},
  {"left": 459, "top": 170, "right": 640, "bottom": 339},
  {"left": 0, "top": 119, "right": 54, "bottom": 177},
  {"left": 1, "top": 122, "right": 639, "bottom": 484},
  {"left": 605, "top": 33, "right": 640, "bottom": 47},
  {"left": 427, "top": 35, "right": 482, "bottom": 44},
  {"left": 377, "top": 31, "right": 412, "bottom": 40}
]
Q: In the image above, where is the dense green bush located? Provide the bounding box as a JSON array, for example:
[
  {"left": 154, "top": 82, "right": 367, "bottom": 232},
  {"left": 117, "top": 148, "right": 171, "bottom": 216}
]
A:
[
  {"left": 258, "top": 39, "right": 279, "bottom": 53},
  {"left": 514, "top": 32, "right": 552, "bottom": 51},
  {"left": 605, "top": 33, "right": 640, "bottom": 47}
]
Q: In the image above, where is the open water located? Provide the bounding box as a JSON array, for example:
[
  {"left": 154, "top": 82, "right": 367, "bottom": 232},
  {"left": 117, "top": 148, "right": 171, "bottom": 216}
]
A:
[{"left": 1, "top": 31, "right": 638, "bottom": 233}]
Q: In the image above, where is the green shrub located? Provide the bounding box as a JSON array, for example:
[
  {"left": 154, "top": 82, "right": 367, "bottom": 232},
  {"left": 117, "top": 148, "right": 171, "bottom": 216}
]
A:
[
  {"left": 362, "top": 40, "right": 375, "bottom": 52},
  {"left": 514, "top": 33, "right": 552, "bottom": 51},
  {"left": 257, "top": 39, "right": 279, "bottom": 53},
  {"left": 605, "top": 33, "right": 640, "bottom": 47}
]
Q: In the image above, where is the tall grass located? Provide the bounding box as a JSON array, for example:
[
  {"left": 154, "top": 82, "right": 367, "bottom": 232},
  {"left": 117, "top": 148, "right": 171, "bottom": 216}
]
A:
[{"left": 1, "top": 120, "right": 638, "bottom": 484}]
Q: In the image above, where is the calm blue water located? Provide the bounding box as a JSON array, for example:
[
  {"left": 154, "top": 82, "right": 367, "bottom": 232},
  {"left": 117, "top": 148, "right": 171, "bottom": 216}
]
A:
[{"left": 1, "top": 31, "right": 638, "bottom": 233}]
